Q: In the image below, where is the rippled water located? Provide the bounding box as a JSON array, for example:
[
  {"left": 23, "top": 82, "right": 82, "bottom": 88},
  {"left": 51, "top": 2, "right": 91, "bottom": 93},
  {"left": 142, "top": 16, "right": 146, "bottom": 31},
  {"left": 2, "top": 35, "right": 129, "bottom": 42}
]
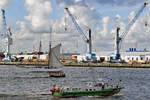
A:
[{"left": 0, "top": 65, "right": 150, "bottom": 100}]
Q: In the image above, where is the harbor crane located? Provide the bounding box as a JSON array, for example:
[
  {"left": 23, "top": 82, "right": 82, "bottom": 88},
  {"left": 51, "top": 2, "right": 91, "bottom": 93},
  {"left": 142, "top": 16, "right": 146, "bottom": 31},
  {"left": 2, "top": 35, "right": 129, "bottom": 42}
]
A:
[
  {"left": 65, "top": 7, "right": 92, "bottom": 54},
  {"left": 1, "top": 9, "right": 13, "bottom": 61},
  {"left": 112, "top": 1, "right": 148, "bottom": 61}
]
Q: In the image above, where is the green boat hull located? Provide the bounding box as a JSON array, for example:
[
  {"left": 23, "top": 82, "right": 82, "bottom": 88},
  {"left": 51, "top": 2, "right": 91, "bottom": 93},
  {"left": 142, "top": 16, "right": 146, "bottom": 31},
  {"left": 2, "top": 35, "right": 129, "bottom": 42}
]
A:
[{"left": 52, "top": 88, "right": 121, "bottom": 98}]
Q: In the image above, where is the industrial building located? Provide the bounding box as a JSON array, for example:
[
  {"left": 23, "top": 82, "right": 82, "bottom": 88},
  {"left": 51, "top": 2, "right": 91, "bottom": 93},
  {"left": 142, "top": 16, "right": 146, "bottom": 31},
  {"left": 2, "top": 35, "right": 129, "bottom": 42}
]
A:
[{"left": 72, "top": 48, "right": 150, "bottom": 63}]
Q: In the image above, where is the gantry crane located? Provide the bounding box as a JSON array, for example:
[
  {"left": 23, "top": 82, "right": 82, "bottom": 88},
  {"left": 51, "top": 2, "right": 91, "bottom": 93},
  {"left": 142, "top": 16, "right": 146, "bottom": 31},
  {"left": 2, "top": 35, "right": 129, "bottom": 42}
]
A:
[
  {"left": 113, "top": 1, "right": 148, "bottom": 60},
  {"left": 65, "top": 7, "right": 92, "bottom": 54}
]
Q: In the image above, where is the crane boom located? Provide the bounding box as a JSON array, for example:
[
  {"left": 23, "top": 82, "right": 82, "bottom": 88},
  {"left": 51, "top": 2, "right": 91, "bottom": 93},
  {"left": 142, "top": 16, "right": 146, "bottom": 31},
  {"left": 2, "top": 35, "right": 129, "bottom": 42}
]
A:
[
  {"left": 65, "top": 7, "right": 89, "bottom": 43},
  {"left": 120, "top": 1, "right": 148, "bottom": 41},
  {"left": 65, "top": 7, "right": 92, "bottom": 54}
]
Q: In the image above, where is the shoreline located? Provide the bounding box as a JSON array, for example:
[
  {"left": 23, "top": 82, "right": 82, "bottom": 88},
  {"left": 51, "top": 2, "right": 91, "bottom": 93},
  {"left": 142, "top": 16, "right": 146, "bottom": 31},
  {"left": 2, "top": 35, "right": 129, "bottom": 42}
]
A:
[
  {"left": 0, "top": 62, "right": 150, "bottom": 68},
  {"left": 64, "top": 63, "right": 150, "bottom": 68},
  {"left": 0, "top": 62, "right": 48, "bottom": 66}
]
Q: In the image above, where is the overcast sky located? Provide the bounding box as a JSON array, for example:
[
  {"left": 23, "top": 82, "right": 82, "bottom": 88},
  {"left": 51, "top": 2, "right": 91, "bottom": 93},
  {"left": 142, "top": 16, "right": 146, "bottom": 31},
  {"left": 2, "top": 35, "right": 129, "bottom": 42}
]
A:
[{"left": 0, "top": 0, "right": 149, "bottom": 54}]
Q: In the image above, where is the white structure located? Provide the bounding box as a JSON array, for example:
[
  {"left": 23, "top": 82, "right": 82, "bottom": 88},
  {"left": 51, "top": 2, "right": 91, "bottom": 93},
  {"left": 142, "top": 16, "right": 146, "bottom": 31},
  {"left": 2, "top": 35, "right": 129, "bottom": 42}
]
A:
[
  {"left": 74, "top": 50, "right": 150, "bottom": 63},
  {"left": 121, "top": 52, "right": 150, "bottom": 62},
  {"left": 12, "top": 54, "right": 48, "bottom": 60}
]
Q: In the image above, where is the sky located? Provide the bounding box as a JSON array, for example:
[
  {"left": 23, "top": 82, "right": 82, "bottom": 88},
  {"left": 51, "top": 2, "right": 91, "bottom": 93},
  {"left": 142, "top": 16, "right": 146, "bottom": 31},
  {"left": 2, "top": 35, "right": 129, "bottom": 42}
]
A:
[{"left": 0, "top": 0, "right": 150, "bottom": 54}]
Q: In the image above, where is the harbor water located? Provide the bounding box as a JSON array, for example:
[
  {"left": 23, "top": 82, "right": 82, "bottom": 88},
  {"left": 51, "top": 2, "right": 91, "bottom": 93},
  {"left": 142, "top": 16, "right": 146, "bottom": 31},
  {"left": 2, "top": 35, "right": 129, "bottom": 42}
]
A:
[{"left": 0, "top": 65, "right": 150, "bottom": 100}]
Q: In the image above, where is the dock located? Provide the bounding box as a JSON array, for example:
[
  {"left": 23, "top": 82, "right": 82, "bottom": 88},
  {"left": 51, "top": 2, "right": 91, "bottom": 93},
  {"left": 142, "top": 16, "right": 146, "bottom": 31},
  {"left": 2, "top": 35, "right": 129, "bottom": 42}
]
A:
[
  {"left": 0, "top": 62, "right": 48, "bottom": 66},
  {"left": 0, "top": 62, "right": 150, "bottom": 68},
  {"left": 64, "top": 63, "right": 150, "bottom": 68}
]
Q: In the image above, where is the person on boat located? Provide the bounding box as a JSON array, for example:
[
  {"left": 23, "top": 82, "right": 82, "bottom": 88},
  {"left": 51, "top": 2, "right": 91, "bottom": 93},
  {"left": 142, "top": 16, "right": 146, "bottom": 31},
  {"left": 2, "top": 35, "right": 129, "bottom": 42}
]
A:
[
  {"left": 102, "top": 82, "right": 105, "bottom": 90},
  {"left": 50, "top": 85, "right": 56, "bottom": 95}
]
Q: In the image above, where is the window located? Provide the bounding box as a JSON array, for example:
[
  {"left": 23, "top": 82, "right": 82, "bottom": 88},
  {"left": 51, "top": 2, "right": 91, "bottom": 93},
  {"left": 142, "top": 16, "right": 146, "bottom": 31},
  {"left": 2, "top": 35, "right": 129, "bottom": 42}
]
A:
[
  {"left": 67, "top": 88, "right": 69, "bottom": 91},
  {"left": 136, "top": 57, "right": 138, "bottom": 61},
  {"left": 107, "top": 57, "right": 109, "bottom": 60}
]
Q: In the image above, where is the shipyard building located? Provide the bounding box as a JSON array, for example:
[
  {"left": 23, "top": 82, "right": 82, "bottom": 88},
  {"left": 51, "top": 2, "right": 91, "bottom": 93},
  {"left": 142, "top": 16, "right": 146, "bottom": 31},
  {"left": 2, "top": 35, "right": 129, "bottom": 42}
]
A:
[{"left": 71, "top": 48, "right": 150, "bottom": 63}]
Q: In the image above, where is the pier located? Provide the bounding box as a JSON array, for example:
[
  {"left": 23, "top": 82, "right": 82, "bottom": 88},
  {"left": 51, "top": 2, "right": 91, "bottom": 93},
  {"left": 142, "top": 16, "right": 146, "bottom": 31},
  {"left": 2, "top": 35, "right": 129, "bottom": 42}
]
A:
[
  {"left": 0, "top": 62, "right": 48, "bottom": 66},
  {"left": 0, "top": 62, "right": 150, "bottom": 68},
  {"left": 64, "top": 63, "right": 150, "bottom": 68}
]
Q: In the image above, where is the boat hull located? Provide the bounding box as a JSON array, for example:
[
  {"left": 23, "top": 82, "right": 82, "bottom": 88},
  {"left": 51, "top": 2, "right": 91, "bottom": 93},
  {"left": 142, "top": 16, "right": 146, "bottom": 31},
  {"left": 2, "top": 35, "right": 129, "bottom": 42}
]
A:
[
  {"left": 52, "top": 88, "right": 121, "bottom": 98},
  {"left": 49, "top": 71, "right": 65, "bottom": 77}
]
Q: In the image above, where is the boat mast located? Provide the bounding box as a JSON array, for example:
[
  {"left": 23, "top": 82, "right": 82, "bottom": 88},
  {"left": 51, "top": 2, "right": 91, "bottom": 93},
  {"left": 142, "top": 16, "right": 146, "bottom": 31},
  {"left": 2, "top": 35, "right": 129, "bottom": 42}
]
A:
[
  {"left": 38, "top": 40, "right": 42, "bottom": 60},
  {"left": 48, "top": 27, "right": 53, "bottom": 68}
]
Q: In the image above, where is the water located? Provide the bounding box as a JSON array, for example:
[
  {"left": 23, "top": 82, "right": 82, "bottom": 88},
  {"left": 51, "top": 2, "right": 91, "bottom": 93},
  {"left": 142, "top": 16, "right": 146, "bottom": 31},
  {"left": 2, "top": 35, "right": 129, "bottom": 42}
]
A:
[{"left": 0, "top": 65, "right": 150, "bottom": 100}]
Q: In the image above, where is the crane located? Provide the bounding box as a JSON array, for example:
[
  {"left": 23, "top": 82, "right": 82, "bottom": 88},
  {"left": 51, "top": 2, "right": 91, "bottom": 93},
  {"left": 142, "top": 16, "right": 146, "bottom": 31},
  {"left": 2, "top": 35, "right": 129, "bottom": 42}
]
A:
[
  {"left": 1, "top": 9, "right": 13, "bottom": 61},
  {"left": 112, "top": 1, "right": 148, "bottom": 60},
  {"left": 65, "top": 7, "right": 92, "bottom": 54}
]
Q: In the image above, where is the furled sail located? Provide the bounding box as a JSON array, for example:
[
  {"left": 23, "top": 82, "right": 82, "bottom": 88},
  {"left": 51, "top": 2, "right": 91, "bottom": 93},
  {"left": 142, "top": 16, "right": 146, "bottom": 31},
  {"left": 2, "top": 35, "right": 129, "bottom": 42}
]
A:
[{"left": 49, "top": 43, "right": 63, "bottom": 68}]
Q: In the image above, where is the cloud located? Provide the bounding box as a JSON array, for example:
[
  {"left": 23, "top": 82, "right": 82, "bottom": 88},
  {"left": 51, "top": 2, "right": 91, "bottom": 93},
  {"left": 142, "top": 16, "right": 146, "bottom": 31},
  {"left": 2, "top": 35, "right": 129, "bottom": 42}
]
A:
[
  {"left": 88, "top": 0, "right": 144, "bottom": 6},
  {"left": 100, "top": 16, "right": 109, "bottom": 37},
  {"left": 56, "top": 0, "right": 144, "bottom": 7},
  {"left": 0, "top": 0, "right": 12, "bottom": 8},
  {"left": 5, "top": 0, "right": 150, "bottom": 53},
  {"left": 11, "top": 0, "right": 54, "bottom": 53},
  {"left": 53, "top": 0, "right": 148, "bottom": 53},
  {"left": 66, "top": 5, "right": 100, "bottom": 27},
  {"left": 56, "top": 0, "right": 84, "bottom": 7},
  {"left": 24, "top": 0, "right": 53, "bottom": 33},
  {"left": 121, "top": 10, "right": 150, "bottom": 50},
  {"left": 128, "top": 11, "right": 136, "bottom": 21},
  {"left": 13, "top": 21, "right": 50, "bottom": 52},
  {"left": 49, "top": 4, "right": 101, "bottom": 53},
  {"left": 0, "top": 0, "right": 12, "bottom": 31}
]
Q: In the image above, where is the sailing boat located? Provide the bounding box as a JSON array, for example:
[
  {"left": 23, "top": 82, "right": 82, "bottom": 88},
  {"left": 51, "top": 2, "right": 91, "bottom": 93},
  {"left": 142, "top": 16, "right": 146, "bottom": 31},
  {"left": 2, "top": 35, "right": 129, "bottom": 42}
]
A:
[
  {"left": 48, "top": 43, "right": 65, "bottom": 77},
  {"left": 30, "top": 43, "right": 65, "bottom": 77},
  {"left": 30, "top": 26, "right": 65, "bottom": 77},
  {"left": 47, "top": 26, "right": 65, "bottom": 77}
]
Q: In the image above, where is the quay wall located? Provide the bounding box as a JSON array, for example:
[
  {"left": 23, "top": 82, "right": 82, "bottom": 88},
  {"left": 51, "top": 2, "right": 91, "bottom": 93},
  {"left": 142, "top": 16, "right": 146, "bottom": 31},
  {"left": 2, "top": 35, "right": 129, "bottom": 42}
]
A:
[{"left": 0, "top": 62, "right": 150, "bottom": 68}]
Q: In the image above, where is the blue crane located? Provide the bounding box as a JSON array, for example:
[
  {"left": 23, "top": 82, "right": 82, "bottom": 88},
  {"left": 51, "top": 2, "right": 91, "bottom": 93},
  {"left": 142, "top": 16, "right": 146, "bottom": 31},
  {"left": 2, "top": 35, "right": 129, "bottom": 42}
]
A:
[
  {"left": 113, "top": 1, "right": 148, "bottom": 60},
  {"left": 1, "top": 9, "right": 13, "bottom": 61},
  {"left": 65, "top": 7, "right": 92, "bottom": 54}
]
